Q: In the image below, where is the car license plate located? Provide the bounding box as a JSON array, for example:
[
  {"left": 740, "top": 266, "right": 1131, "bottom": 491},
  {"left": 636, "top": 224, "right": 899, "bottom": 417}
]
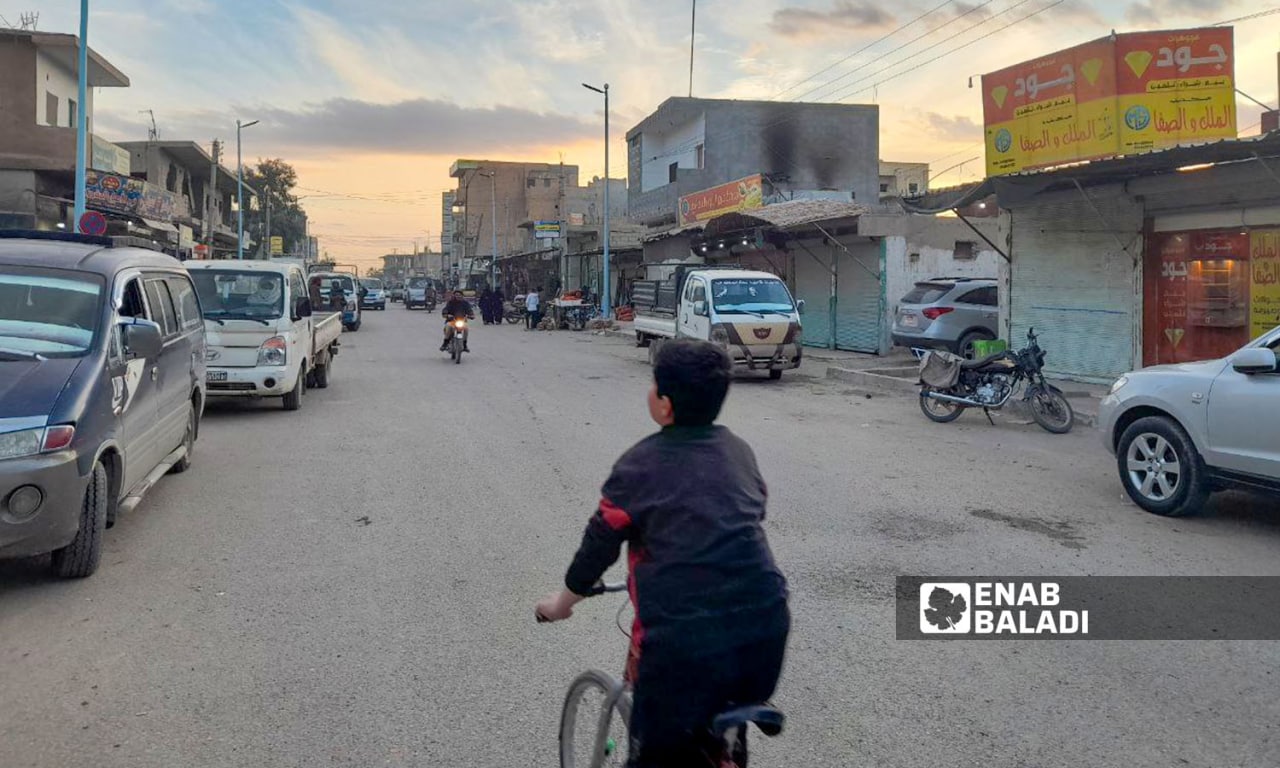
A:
[
  {"left": 206, "top": 370, "right": 228, "bottom": 382},
  {"left": 901, "top": 315, "right": 918, "bottom": 328}
]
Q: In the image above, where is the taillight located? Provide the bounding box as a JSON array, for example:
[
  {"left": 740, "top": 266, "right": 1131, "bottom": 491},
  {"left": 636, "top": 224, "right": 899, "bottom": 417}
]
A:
[
  {"left": 42, "top": 425, "right": 75, "bottom": 452},
  {"left": 922, "top": 307, "right": 954, "bottom": 320}
]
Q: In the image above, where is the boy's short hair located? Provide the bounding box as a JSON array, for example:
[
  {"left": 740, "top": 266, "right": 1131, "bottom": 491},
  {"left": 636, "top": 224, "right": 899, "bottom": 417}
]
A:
[{"left": 654, "top": 339, "right": 732, "bottom": 426}]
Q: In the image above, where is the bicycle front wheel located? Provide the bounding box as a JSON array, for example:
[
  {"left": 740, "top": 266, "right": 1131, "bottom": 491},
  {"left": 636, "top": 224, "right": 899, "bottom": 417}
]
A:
[{"left": 559, "top": 670, "right": 632, "bottom": 768}]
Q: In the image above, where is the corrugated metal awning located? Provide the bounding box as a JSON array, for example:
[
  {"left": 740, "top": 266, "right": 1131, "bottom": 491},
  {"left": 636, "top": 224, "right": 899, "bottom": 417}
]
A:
[{"left": 142, "top": 219, "right": 179, "bottom": 234}]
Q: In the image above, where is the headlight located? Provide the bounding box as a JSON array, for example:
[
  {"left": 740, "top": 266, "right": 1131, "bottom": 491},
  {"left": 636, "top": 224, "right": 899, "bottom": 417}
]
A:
[
  {"left": 258, "top": 336, "right": 288, "bottom": 367},
  {"left": 454, "top": 319, "right": 467, "bottom": 329},
  {"left": 710, "top": 326, "right": 729, "bottom": 345},
  {"left": 1109, "top": 375, "right": 1129, "bottom": 395}
]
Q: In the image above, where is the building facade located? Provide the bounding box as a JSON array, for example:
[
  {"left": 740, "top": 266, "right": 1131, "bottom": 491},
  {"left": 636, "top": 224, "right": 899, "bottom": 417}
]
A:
[
  {"left": 625, "top": 98, "right": 880, "bottom": 229},
  {"left": 449, "top": 159, "right": 580, "bottom": 268},
  {"left": 118, "top": 141, "right": 245, "bottom": 258},
  {"left": 880, "top": 161, "right": 930, "bottom": 199},
  {"left": 0, "top": 28, "right": 128, "bottom": 230}
]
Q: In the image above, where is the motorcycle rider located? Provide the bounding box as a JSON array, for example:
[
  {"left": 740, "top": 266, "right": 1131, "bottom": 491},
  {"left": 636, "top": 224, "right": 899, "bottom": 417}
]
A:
[{"left": 440, "top": 290, "right": 474, "bottom": 353}]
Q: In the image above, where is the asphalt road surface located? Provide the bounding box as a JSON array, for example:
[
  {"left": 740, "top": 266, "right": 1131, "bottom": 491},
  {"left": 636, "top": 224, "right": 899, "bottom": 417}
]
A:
[{"left": 2, "top": 307, "right": 1278, "bottom": 767}]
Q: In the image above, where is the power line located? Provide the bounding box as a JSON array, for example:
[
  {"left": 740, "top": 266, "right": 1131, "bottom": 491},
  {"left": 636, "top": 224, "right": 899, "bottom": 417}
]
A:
[
  {"left": 1214, "top": 7, "right": 1280, "bottom": 24},
  {"left": 793, "top": 0, "right": 998, "bottom": 103},
  {"left": 824, "top": 0, "right": 1054, "bottom": 103},
  {"left": 772, "top": 0, "right": 958, "bottom": 100}
]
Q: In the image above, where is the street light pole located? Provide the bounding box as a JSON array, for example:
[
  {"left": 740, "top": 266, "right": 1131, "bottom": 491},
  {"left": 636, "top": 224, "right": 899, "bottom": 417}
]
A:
[
  {"left": 73, "top": 0, "right": 89, "bottom": 231},
  {"left": 583, "top": 83, "right": 611, "bottom": 318},
  {"left": 236, "top": 118, "right": 258, "bottom": 259}
]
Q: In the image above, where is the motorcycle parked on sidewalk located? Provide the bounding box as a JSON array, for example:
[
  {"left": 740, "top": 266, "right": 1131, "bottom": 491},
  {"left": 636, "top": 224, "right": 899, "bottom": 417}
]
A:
[
  {"left": 504, "top": 297, "right": 527, "bottom": 325},
  {"left": 917, "top": 328, "right": 1074, "bottom": 434}
]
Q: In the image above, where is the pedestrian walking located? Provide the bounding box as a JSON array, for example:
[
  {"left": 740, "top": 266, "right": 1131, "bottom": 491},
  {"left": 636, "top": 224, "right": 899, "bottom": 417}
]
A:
[
  {"left": 480, "top": 287, "right": 496, "bottom": 325},
  {"left": 526, "top": 287, "right": 541, "bottom": 330},
  {"left": 494, "top": 287, "right": 506, "bottom": 324}
]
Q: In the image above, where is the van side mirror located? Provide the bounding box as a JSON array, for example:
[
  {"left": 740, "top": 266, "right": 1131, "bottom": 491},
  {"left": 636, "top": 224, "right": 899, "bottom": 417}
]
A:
[
  {"left": 796, "top": 299, "right": 806, "bottom": 314},
  {"left": 1229, "top": 347, "right": 1277, "bottom": 375},
  {"left": 295, "top": 297, "right": 313, "bottom": 319},
  {"left": 693, "top": 300, "right": 708, "bottom": 317},
  {"left": 121, "top": 319, "right": 162, "bottom": 360}
]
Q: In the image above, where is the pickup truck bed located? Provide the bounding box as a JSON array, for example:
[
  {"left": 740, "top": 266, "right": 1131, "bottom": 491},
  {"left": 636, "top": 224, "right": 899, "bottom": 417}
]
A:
[{"left": 307, "top": 312, "right": 343, "bottom": 388}]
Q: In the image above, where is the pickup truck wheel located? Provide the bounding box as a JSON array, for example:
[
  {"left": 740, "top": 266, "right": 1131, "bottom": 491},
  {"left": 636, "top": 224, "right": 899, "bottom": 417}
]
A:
[
  {"left": 169, "top": 404, "right": 196, "bottom": 474},
  {"left": 313, "top": 361, "right": 330, "bottom": 389},
  {"left": 648, "top": 338, "right": 665, "bottom": 367},
  {"left": 769, "top": 369, "right": 783, "bottom": 380},
  {"left": 636, "top": 333, "right": 650, "bottom": 348},
  {"left": 1117, "top": 417, "right": 1209, "bottom": 517},
  {"left": 50, "top": 461, "right": 108, "bottom": 579},
  {"left": 283, "top": 371, "right": 304, "bottom": 411}
]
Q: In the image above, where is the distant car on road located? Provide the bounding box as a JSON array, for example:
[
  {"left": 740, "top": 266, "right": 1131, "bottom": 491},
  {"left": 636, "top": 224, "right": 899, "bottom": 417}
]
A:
[
  {"left": 388, "top": 283, "right": 405, "bottom": 303},
  {"left": 1099, "top": 326, "right": 1280, "bottom": 517},
  {"left": 405, "top": 276, "right": 433, "bottom": 310},
  {"left": 891, "top": 277, "right": 998, "bottom": 359},
  {"left": 0, "top": 232, "right": 205, "bottom": 578},
  {"left": 360, "top": 278, "right": 386, "bottom": 311}
]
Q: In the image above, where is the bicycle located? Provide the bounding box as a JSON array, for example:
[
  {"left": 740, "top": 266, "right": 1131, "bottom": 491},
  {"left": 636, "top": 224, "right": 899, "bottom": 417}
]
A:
[{"left": 553, "top": 582, "right": 785, "bottom": 768}]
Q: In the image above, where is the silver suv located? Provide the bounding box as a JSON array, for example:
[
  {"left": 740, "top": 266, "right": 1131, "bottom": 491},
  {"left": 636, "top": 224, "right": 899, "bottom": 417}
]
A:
[
  {"left": 892, "top": 277, "right": 998, "bottom": 358},
  {"left": 1099, "top": 325, "right": 1280, "bottom": 517}
]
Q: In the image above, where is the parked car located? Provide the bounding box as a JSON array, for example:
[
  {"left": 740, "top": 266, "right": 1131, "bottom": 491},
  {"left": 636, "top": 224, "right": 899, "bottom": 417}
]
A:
[
  {"left": 1099, "top": 325, "right": 1280, "bottom": 517},
  {"left": 360, "top": 278, "right": 387, "bottom": 311},
  {"left": 187, "top": 261, "right": 343, "bottom": 411},
  {"left": 891, "top": 277, "right": 998, "bottom": 359},
  {"left": 388, "top": 283, "right": 405, "bottom": 303},
  {"left": 0, "top": 232, "right": 205, "bottom": 578}
]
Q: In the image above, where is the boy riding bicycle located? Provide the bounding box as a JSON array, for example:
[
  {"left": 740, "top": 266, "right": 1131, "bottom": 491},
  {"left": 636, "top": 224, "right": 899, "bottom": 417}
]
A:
[{"left": 536, "top": 339, "right": 791, "bottom": 767}]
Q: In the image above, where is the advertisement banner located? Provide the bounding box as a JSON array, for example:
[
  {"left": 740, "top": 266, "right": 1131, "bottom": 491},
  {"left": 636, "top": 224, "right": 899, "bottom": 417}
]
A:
[
  {"left": 534, "top": 221, "right": 561, "bottom": 239},
  {"left": 981, "top": 27, "right": 1236, "bottom": 177},
  {"left": 1116, "top": 28, "right": 1236, "bottom": 154},
  {"left": 270, "top": 236, "right": 284, "bottom": 255},
  {"left": 982, "top": 39, "right": 1118, "bottom": 177},
  {"left": 90, "top": 135, "right": 132, "bottom": 175},
  {"left": 85, "top": 170, "right": 177, "bottom": 221},
  {"left": 678, "top": 175, "right": 764, "bottom": 226},
  {"left": 1251, "top": 229, "right": 1280, "bottom": 339}
]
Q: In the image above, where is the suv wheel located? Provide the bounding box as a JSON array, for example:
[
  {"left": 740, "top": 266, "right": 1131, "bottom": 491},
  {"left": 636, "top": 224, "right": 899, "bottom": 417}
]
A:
[
  {"left": 51, "top": 462, "right": 108, "bottom": 578},
  {"left": 1116, "top": 416, "right": 1210, "bottom": 517}
]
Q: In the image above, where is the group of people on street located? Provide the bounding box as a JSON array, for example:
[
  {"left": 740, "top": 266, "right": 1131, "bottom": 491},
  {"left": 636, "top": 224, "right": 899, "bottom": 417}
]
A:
[{"left": 478, "top": 287, "right": 507, "bottom": 325}]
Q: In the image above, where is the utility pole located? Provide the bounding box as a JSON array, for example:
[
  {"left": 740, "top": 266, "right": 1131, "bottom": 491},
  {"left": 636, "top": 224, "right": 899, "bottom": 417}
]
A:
[
  {"left": 264, "top": 195, "right": 272, "bottom": 259},
  {"left": 72, "top": 0, "right": 89, "bottom": 231},
  {"left": 689, "top": 0, "right": 696, "bottom": 97},
  {"left": 204, "top": 140, "right": 220, "bottom": 259}
]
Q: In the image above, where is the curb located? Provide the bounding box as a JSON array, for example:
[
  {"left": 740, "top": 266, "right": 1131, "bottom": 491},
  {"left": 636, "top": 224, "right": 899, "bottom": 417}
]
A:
[{"left": 824, "top": 366, "right": 1099, "bottom": 427}]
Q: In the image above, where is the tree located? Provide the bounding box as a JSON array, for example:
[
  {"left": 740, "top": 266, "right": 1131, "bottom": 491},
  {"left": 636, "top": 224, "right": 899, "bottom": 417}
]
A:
[{"left": 242, "top": 158, "right": 307, "bottom": 257}]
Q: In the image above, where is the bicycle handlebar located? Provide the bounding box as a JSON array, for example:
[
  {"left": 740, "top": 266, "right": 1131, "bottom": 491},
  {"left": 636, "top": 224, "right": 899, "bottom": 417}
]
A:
[{"left": 590, "top": 581, "right": 627, "bottom": 596}]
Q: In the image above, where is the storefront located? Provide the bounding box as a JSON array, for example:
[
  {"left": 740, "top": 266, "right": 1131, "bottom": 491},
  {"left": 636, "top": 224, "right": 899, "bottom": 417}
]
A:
[{"left": 1143, "top": 228, "right": 1280, "bottom": 365}]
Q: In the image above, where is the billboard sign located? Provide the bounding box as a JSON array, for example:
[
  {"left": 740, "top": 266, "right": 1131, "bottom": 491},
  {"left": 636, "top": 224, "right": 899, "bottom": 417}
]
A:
[
  {"left": 678, "top": 174, "right": 764, "bottom": 226},
  {"left": 534, "top": 221, "right": 561, "bottom": 239},
  {"left": 85, "top": 170, "right": 177, "bottom": 221},
  {"left": 90, "top": 135, "right": 131, "bottom": 175},
  {"left": 982, "top": 28, "right": 1236, "bottom": 177}
]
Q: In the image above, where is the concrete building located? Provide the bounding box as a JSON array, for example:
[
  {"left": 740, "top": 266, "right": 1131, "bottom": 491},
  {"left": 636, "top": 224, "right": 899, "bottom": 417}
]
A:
[
  {"left": 625, "top": 98, "right": 879, "bottom": 229},
  {"left": 117, "top": 141, "right": 245, "bottom": 258},
  {"left": 880, "top": 161, "right": 930, "bottom": 199},
  {"left": 0, "top": 27, "right": 129, "bottom": 229},
  {"left": 449, "top": 159, "right": 580, "bottom": 270},
  {"left": 559, "top": 177, "right": 644, "bottom": 299},
  {"left": 441, "top": 191, "right": 456, "bottom": 260}
]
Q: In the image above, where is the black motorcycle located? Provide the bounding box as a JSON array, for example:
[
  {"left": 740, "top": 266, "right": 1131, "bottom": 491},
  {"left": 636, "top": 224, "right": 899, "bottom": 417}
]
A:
[{"left": 918, "top": 328, "right": 1074, "bottom": 434}]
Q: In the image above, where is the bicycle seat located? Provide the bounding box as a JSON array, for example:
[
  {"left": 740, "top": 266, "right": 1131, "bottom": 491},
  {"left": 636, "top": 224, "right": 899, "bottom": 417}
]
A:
[{"left": 711, "top": 705, "right": 785, "bottom": 738}]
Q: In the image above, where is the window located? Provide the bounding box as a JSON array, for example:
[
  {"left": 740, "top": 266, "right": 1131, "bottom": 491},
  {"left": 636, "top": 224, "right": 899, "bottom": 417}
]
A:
[
  {"left": 908, "top": 182, "right": 919, "bottom": 195},
  {"left": 691, "top": 281, "right": 706, "bottom": 304},
  {"left": 669, "top": 163, "right": 679, "bottom": 183},
  {"left": 543, "top": 178, "right": 551, "bottom": 188},
  {"left": 880, "top": 183, "right": 890, "bottom": 193},
  {"left": 908, "top": 252, "right": 920, "bottom": 264},
  {"left": 165, "top": 276, "right": 203, "bottom": 331},
  {"left": 119, "top": 278, "right": 147, "bottom": 319},
  {"left": 144, "top": 278, "right": 178, "bottom": 337},
  {"left": 902, "top": 284, "right": 952, "bottom": 304},
  {"left": 45, "top": 92, "right": 58, "bottom": 126},
  {"left": 527, "top": 176, "right": 536, "bottom": 188},
  {"left": 68, "top": 99, "right": 76, "bottom": 128},
  {"left": 695, "top": 144, "right": 705, "bottom": 169},
  {"left": 958, "top": 286, "right": 998, "bottom": 307},
  {"left": 954, "top": 241, "right": 976, "bottom": 260},
  {"left": 289, "top": 270, "right": 305, "bottom": 308}
]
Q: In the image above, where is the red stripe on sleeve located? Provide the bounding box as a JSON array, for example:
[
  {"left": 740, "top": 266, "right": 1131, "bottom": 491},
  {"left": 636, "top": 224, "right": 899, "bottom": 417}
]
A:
[{"left": 599, "top": 497, "right": 632, "bottom": 530}]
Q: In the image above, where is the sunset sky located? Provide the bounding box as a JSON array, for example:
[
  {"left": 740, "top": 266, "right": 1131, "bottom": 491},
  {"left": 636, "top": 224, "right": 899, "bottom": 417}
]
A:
[{"left": 22, "top": 0, "right": 1280, "bottom": 272}]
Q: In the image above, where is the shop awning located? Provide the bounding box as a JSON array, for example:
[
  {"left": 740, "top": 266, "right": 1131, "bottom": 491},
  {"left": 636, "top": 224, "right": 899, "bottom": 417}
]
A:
[
  {"left": 702, "top": 200, "right": 868, "bottom": 238},
  {"left": 142, "top": 218, "right": 179, "bottom": 234}
]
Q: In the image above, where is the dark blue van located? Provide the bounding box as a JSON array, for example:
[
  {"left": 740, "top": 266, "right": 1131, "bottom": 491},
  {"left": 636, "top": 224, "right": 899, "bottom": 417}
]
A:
[{"left": 0, "top": 233, "right": 206, "bottom": 578}]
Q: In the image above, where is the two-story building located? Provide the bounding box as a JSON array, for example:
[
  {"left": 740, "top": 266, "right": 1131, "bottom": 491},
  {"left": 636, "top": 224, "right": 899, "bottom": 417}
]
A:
[
  {"left": 0, "top": 28, "right": 129, "bottom": 230},
  {"left": 626, "top": 97, "right": 880, "bottom": 232}
]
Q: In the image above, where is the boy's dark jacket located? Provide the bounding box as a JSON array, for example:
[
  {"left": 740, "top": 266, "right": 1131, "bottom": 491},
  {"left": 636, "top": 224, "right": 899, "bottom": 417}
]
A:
[{"left": 566, "top": 424, "right": 789, "bottom": 653}]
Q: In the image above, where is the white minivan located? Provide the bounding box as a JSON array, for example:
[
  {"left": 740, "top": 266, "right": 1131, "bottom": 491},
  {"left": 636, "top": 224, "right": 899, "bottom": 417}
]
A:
[{"left": 187, "top": 261, "right": 343, "bottom": 411}]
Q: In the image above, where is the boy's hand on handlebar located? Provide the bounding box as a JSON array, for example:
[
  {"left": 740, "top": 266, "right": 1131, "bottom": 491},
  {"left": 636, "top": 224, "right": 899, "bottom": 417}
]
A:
[{"left": 535, "top": 589, "right": 582, "bottom": 623}]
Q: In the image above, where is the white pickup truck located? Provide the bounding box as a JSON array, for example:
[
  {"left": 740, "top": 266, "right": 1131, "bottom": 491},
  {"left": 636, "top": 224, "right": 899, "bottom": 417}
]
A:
[
  {"left": 633, "top": 266, "right": 805, "bottom": 380},
  {"left": 187, "top": 261, "right": 342, "bottom": 411}
]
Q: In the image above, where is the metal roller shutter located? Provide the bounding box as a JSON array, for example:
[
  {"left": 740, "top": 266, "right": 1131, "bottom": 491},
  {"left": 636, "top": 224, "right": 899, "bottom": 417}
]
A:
[
  {"left": 834, "top": 241, "right": 883, "bottom": 353},
  {"left": 795, "top": 248, "right": 832, "bottom": 348},
  {"left": 1009, "top": 195, "right": 1142, "bottom": 383}
]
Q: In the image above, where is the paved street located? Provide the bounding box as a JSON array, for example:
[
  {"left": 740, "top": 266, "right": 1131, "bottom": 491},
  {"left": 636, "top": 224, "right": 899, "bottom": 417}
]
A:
[{"left": 2, "top": 307, "right": 1278, "bottom": 768}]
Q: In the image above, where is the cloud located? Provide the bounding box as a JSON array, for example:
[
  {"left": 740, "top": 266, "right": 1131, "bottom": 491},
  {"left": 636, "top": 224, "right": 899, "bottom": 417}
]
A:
[
  {"left": 96, "top": 98, "right": 599, "bottom": 156},
  {"left": 770, "top": 1, "right": 896, "bottom": 39},
  {"left": 923, "top": 112, "right": 982, "bottom": 142},
  {"left": 1126, "top": 0, "right": 1238, "bottom": 24}
]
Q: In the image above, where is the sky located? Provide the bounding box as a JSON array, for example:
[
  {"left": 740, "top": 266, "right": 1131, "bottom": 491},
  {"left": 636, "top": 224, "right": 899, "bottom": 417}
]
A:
[{"left": 12, "top": 0, "right": 1279, "bottom": 271}]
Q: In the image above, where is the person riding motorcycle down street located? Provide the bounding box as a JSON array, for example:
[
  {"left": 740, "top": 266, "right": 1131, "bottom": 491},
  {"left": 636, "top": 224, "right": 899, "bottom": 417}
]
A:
[{"left": 440, "top": 291, "right": 474, "bottom": 352}]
